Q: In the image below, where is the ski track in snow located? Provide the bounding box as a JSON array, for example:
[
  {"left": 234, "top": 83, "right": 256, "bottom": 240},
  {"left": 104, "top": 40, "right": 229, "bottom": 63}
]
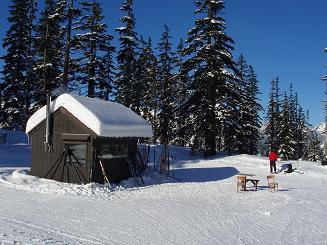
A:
[
  {"left": 0, "top": 134, "right": 327, "bottom": 244},
  {"left": 1, "top": 168, "right": 327, "bottom": 244}
]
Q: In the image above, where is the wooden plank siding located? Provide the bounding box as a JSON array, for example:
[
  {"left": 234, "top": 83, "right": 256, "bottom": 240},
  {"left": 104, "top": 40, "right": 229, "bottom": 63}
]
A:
[
  {"left": 29, "top": 107, "right": 142, "bottom": 184},
  {"left": 29, "top": 107, "right": 97, "bottom": 184}
]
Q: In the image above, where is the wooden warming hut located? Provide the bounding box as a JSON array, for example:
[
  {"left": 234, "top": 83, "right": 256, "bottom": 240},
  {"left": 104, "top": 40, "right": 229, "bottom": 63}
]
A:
[{"left": 26, "top": 93, "right": 152, "bottom": 184}]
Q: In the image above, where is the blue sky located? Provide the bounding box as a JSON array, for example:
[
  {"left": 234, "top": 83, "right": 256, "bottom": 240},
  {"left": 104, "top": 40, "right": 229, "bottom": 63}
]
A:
[{"left": 0, "top": 0, "right": 326, "bottom": 125}]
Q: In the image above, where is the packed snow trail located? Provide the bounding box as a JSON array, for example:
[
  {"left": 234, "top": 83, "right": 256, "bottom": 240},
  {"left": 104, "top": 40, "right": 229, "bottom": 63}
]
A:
[
  {"left": 1, "top": 163, "right": 326, "bottom": 245},
  {"left": 0, "top": 131, "right": 327, "bottom": 244}
]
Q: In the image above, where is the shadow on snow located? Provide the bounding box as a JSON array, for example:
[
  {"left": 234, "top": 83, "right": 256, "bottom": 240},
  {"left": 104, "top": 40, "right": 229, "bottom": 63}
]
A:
[{"left": 172, "top": 166, "right": 239, "bottom": 183}]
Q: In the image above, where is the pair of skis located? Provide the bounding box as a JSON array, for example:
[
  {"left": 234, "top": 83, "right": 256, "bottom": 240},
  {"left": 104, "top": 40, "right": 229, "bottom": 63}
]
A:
[
  {"left": 98, "top": 158, "right": 112, "bottom": 189},
  {"left": 126, "top": 157, "right": 144, "bottom": 185}
]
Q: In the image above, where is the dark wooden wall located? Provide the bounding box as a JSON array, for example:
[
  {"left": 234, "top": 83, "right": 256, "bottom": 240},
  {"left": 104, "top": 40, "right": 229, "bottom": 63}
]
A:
[
  {"left": 29, "top": 107, "right": 142, "bottom": 184},
  {"left": 29, "top": 107, "right": 96, "bottom": 184}
]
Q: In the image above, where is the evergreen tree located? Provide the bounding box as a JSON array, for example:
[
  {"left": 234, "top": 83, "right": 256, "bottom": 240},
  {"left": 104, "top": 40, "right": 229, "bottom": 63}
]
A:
[
  {"left": 245, "top": 65, "right": 262, "bottom": 154},
  {"left": 182, "top": 0, "right": 236, "bottom": 156},
  {"left": 303, "top": 131, "right": 323, "bottom": 162},
  {"left": 156, "top": 25, "right": 176, "bottom": 144},
  {"left": 278, "top": 93, "right": 294, "bottom": 160},
  {"left": 1, "top": 0, "right": 37, "bottom": 129},
  {"left": 265, "top": 77, "right": 281, "bottom": 153},
  {"left": 115, "top": 0, "right": 140, "bottom": 112},
  {"left": 34, "top": 0, "right": 66, "bottom": 105},
  {"left": 232, "top": 54, "right": 249, "bottom": 154},
  {"left": 287, "top": 84, "right": 298, "bottom": 159},
  {"left": 75, "top": 0, "right": 115, "bottom": 98},
  {"left": 98, "top": 43, "right": 116, "bottom": 100},
  {"left": 294, "top": 104, "right": 306, "bottom": 159},
  {"left": 172, "top": 38, "right": 190, "bottom": 146},
  {"left": 62, "top": 0, "right": 80, "bottom": 88},
  {"left": 138, "top": 36, "right": 159, "bottom": 141}
]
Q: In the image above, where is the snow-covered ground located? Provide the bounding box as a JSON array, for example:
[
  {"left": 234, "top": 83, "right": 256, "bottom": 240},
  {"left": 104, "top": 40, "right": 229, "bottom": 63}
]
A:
[{"left": 0, "top": 131, "right": 327, "bottom": 244}]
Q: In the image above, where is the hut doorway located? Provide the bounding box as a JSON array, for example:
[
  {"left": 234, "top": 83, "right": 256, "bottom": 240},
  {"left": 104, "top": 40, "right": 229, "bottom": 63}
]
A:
[{"left": 94, "top": 142, "right": 131, "bottom": 183}]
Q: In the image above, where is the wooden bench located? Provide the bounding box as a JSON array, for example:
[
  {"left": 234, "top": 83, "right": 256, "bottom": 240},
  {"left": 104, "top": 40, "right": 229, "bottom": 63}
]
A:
[
  {"left": 267, "top": 175, "right": 278, "bottom": 191},
  {"left": 237, "top": 176, "right": 246, "bottom": 192}
]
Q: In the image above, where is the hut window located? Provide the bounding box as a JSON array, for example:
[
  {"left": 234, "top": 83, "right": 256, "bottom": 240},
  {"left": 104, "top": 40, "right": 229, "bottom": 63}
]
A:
[
  {"left": 65, "top": 143, "right": 86, "bottom": 166},
  {"left": 98, "top": 144, "right": 128, "bottom": 159}
]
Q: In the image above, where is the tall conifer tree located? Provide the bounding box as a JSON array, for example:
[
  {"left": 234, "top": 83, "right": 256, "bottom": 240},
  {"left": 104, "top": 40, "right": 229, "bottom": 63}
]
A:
[
  {"left": 265, "top": 77, "right": 281, "bottom": 152},
  {"left": 115, "top": 0, "right": 140, "bottom": 112},
  {"left": 182, "top": 0, "right": 235, "bottom": 156},
  {"left": 294, "top": 103, "right": 306, "bottom": 159},
  {"left": 245, "top": 65, "right": 262, "bottom": 154},
  {"left": 62, "top": 0, "right": 80, "bottom": 88},
  {"left": 1, "top": 0, "right": 37, "bottom": 129},
  {"left": 303, "top": 131, "right": 323, "bottom": 162},
  {"left": 157, "top": 25, "right": 175, "bottom": 144},
  {"left": 138, "top": 36, "right": 159, "bottom": 141},
  {"left": 172, "top": 38, "right": 190, "bottom": 146},
  {"left": 278, "top": 93, "right": 294, "bottom": 160},
  {"left": 34, "top": 0, "right": 65, "bottom": 105},
  {"left": 75, "top": 0, "right": 115, "bottom": 98},
  {"left": 232, "top": 54, "right": 249, "bottom": 154}
]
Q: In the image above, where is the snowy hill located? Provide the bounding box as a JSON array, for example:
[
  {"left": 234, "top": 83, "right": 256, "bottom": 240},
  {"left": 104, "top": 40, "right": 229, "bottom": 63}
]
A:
[
  {"left": 310, "top": 122, "right": 325, "bottom": 150},
  {"left": 312, "top": 122, "right": 325, "bottom": 134},
  {"left": 0, "top": 130, "right": 327, "bottom": 244},
  {"left": 312, "top": 122, "right": 325, "bottom": 141}
]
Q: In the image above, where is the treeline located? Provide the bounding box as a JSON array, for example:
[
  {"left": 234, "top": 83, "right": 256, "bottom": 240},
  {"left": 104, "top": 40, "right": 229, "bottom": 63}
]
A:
[
  {"left": 0, "top": 0, "right": 263, "bottom": 157},
  {"left": 264, "top": 78, "right": 321, "bottom": 161}
]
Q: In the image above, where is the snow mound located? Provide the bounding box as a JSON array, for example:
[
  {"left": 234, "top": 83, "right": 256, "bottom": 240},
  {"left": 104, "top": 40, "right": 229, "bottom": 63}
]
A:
[
  {"left": 0, "top": 170, "right": 116, "bottom": 199},
  {"left": 0, "top": 169, "right": 176, "bottom": 200}
]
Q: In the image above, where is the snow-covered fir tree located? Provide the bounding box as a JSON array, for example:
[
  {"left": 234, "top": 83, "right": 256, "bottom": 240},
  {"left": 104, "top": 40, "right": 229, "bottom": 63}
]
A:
[
  {"left": 278, "top": 93, "right": 295, "bottom": 160},
  {"left": 172, "top": 38, "right": 191, "bottom": 147},
  {"left": 62, "top": 0, "right": 81, "bottom": 88},
  {"left": 288, "top": 83, "right": 298, "bottom": 160},
  {"left": 303, "top": 131, "right": 323, "bottom": 162},
  {"left": 75, "top": 0, "right": 115, "bottom": 98},
  {"left": 34, "top": 0, "right": 66, "bottom": 105},
  {"left": 294, "top": 103, "right": 306, "bottom": 159},
  {"left": 265, "top": 77, "right": 281, "bottom": 153},
  {"left": 264, "top": 80, "right": 309, "bottom": 160},
  {"left": 244, "top": 65, "right": 262, "bottom": 155},
  {"left": 115, "top": 0, "right": 141, "bottom": 113},
  {"left": 287, "top": 88, "right": 308, "bottom": 160},
  {"left": 1, "top": 0, "right": 37, "bottom": 129},
  {"left": 156, "top": 25, "right": 176, "bottom": 144},
  {"left": 97, "top": 42, "right": 116, "bottom": 100},
  {"left": 222, "top": 55, "right": 246, "bottom": 154},
  {"left": 182, "top": 0, "right": 236, "bottom": 156},
  {"left": 138, "top": 36, "right": 159, "bottom": 142},
  {"left": 231, "top": 54, "right": 249, "bottom": 154}
]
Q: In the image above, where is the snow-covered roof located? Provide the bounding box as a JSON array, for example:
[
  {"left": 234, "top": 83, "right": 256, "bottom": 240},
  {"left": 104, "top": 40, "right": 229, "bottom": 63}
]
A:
[{"left": 26, "top": 94, "right": 153, "bottom": 138}]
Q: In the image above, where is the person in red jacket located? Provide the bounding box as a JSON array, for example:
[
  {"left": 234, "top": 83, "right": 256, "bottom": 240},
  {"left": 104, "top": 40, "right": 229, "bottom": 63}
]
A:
[{"left": 269, "top": 151, "right": 277, "bottom": 173}]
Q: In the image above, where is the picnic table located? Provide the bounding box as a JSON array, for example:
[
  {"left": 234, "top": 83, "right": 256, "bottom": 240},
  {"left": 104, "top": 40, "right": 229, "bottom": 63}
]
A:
[
  {"left": 237, "top": 175, "right": 260, "bottom": 191},
  {"left": 245, "top": 178, "right": 259, "bottom": 190}
]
